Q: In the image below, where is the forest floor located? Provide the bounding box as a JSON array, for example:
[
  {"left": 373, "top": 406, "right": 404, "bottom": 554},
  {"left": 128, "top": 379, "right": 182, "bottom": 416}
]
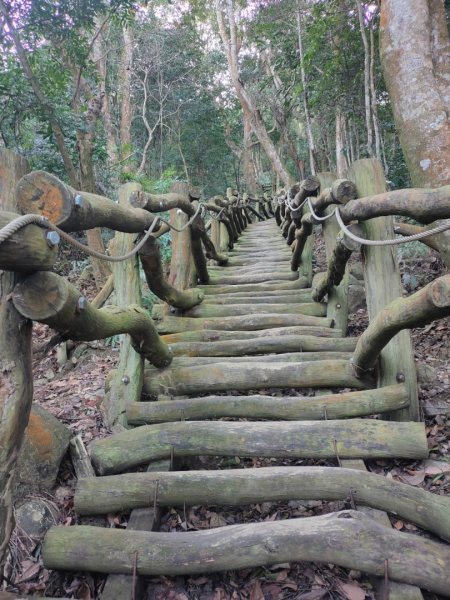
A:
[{"left": 3, "top": 242, "right": 450, "bottom": 600}]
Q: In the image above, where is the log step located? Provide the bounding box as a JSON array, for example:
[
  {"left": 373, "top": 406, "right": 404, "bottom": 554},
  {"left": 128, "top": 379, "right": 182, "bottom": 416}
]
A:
[
  {"left": 199, "top": 278, "right": 308, "bottom": 294},
  {"left": 167, "top": 336, "right": 355, "bottom": 358},
  {"left": 161, "top": 325, "right": 344, "bottom": 343},
  {"left": 144, "top": 352, "right": 353, "bottom": 373},
  {"left": 155, "top": 313, "right": 333, "bottom": 334},
  {"left": 74, "top": 463, "right": 450, "bottom": 543},
  {"left": 127, "top": 384, "right": 409, "bottom": 423},
  {"left": 181, "top": 302, "right": 327, "bottom": 318},
  {"left": 143, "top": 358, "right": 371, "bottom": 395},
  {"left": 89, "top": 419, "right": 428, "bottom": 475},
  {"left": 42, "top": 512, "right": 450, "bottom": 595}
]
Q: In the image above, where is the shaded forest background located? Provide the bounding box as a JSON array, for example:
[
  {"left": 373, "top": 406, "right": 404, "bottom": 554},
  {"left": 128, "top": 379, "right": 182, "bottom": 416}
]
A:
[{"left": 3, "top": 0, "right": 446, "bottom": 202}]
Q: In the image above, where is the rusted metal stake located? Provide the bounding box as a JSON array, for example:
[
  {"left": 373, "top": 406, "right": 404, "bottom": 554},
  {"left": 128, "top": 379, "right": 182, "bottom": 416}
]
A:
[
  {"left": 333, "top": 439, "right": 342, "bottom": 467},
  {"left": 153, "top": 479, "right": 159, "bottom": 512}
]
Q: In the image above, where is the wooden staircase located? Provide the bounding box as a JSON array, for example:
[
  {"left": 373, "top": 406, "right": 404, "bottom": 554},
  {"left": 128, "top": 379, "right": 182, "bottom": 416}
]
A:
[{"left": 43, "top": 216, "right": 450, "bottom": 599}]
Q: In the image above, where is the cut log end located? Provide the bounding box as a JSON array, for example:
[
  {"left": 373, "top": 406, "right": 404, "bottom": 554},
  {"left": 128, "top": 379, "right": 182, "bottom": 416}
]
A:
[
  {"left": 13, "top": 271, "right": 69, "bottom": 320},
  {"left": 16, "top": 170, "right": 73, "bottom": 227}
]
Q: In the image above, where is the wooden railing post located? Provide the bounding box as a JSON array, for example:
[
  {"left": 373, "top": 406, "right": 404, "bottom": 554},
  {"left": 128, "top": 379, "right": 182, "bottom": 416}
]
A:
[
  {"left": 346, "top": 159, "right": 419, "bottom": 421},
  {"left": 167, "top": 182, "right": 194, "bottom": 289},
  {"left": 316, "top": 172, "right": 351, "bottom": 334},
  {"left": 0, "top": 149, "right": 32, "bottom": 568}
]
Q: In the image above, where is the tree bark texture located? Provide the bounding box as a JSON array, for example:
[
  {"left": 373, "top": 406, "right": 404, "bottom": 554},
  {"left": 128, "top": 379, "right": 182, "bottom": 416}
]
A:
[
  {"left": 0, "top": 149, "right": 33, "bottom": 569},
  {"left": 126, "top": 384, "right": 408, "bottom": 425},
  {"left": 16, "top": 171, "right": 156, "bottom": 233},
  {"left": 42, "top": 511, "right": 450, "bottom": 594},
  {"left": 89, "top": 419, "right": 427, "bottom": 475},
  {"left": 380, "top": 0, "right": 450, "bottom": 187},
  {"left": 353, "top": 274, "right": 450, "bottom": 373},
  {"left": 0, "top": 211, "right": 58, "bottom": 272},
  {"left": 12, "top": 271, "right": 172, "bottom": 368}
]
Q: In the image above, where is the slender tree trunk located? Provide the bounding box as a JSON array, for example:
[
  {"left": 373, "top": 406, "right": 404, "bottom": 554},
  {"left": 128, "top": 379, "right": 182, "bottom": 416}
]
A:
[
  {"left": 369, "top": 22, "right": 382, "bottom": 164},
  {"left": 296, "top": 6, "right": 316, "bottom": 175},
  {"left": 335, "top": 108, "right": 348, "bottom": 177},
  {"left": 242, "top": 114, "right": 259, "bottom": 195},
  {"left": 355, "top": 0, "right": 373, "bottom": 158},
  {"left": 120, "top": 25, "right": 134, "bottom": 175},
  {"left": 215, "top": 0, "right": 293, "bottom": 187}
]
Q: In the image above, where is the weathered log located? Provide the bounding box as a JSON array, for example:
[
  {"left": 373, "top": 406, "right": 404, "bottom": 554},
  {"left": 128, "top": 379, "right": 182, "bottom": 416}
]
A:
[
  {"left": 192, "top": 212, "right": 228, "bottom": 265},
  {"left": 126, "top": 384, "right": 408, "bottom": 425},
  {"left": 12, "top": 272, "right": 172, "bottom": 368},
  {"left": 339, "top": 185, "right": 450, "bottom": 225},
  {"left": 130, "top": 189, "right": 193, "bottom": 214},
  {"left": 103, "top": 183, "right": 145, "bottom": 427},
  {"left": 90, "top": 417, "right": 425, "bottom": 474},
  {"left": 143, "top": 359, "right": 369, "bottom": 396},
  {"left": 353, "top": 274, "right": 450, "bottom": 374},
  {"left": 203, "top": 286, "right": 313, "bottom": 299},
  {"left": 167, "top": 335, "right": 355, "bottom": 358},
  {"left": 160, "top": 325, "right": 343, "bottom": 343},
  {"left": 70, "top": 434, "right": 95, "bottom": 479},
  {"left": 291, "top": 213, "right": 314, "bottom": 271},
  {"left": 312, "top": 226, "right": 363, "bottom": 303},
  {"left": 347, "top": 159, "right": 419, "bottom": 421},
  {"left": 91, "top": 273, "right": 114, "bottom": 309},
  {"left": 0, "top": 149, "right": 32, "bottom": 568},
  {"left": 208, "top": 271, "right": 298, "bottom": 285},
  {"left": 204, "top": 292, "right": 313, "bottom": 304},
  {"left": 75, "top": 460, "right": 450, "bottom": 544},
  {"left": 144, "top": 352, "right": 352, "bottom": 373},
  {"left": 42, "top": 511, "right": 450, "bottom": 594},
  {"left": 139, "top": 235, "right": 203, "bottom": 309},
  {"left": 393, "top": 222, "right": 441, "bottom": 252},
  {"left": 0, "top": 211, "right": 58, "bottom": 272},
  {"left": 167, "top": 187, "right": 193, "bottom": 291},
  {"left": 181, "top": 302, "right": 327, "bottom": 318},
  {"left": 155, "top": 313, "right": 332, "bottom": 334},
  {"left": 16, "top": 170, "right": 156, "bottom": 233},
  {"left": 330, "top": 179, "right": 358, "bottom": 204}
]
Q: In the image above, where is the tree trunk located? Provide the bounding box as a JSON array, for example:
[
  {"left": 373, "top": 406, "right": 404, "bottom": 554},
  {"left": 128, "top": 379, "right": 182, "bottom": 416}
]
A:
[
  {"left": 120, "top": 25, "right": 134, "bottom": 174},
  {"left": 355, "top": 0, "right": 373, "bottom": 158},
  {"left": 380, "top": 0, "right": 450, "bottom": 187},
  {"left": 0, "top": 149, "right": 33, "bottom": 570}
]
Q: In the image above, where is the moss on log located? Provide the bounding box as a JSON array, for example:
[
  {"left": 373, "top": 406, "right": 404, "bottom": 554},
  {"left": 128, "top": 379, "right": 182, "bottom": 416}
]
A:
[
  {"left": 16, "top": 170, "right": 156, "bottom": 233},
  {"left": 144, "top": 352, "right": 352, "bottom": 373},
  {"left": 90, "top": 417, "right": 426, "bottom": 474},
  {"left": 353, "top": 274, "right": 450, "bottom": 373},
  {"left": 167, "top": 335, "right": 356, "bottom": 358},
  {"left": 74, "top": 461, "right": 450, "bottom": 545},
  {"left": 139, "top": 236, "right": 203, "bottom": 309},
  {"left": 0, "top": 211, "right": 59, "bottom": 272},
  {"left": 208, "top": 271, "right": 298, "bottom": 285},
  {"left": 199, "top": 278, "right": 309, "bottom": 295},
  {"left": 160, "top": 325, "right": 342, "bottom": 343},
  {"left": 181, "top": 302, "right": 327, "bottom": 318},
  {"left": 42, "top": 511, "right": 450, "bottom": 594},
  {"left": 311, "top": 226, "right": 362, "bottom": 303},
  {"left": 291, "top": 214, "right": 314, "bottom": 272},
  {"left": 339, "top": 185, "right": 450, "bottom": 225},
  {"left": 204, "top": 291, "right": 313, "bottom": 304},
  {"left": 143, "top": 359, "right": 369, "bottom": 396},
  {"left": 12, "top": 272, "right": 172, "bottom": 368},
  {"left": 126, "top": 384, "right": 408, "bottom": 425},
  {"left": 155, "top": 313, "right": 332, "bottom": 334}
]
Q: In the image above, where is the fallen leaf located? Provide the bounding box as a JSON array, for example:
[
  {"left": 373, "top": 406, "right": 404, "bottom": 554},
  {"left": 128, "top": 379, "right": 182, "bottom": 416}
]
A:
[
  {"left": 394, "top": 520, "right": 404, "bottom": 530},
  {"left": 398, "top": 471, "right": 425, "bottom": 486},
  {"left": 337, "top": 581, "right": 366, "bottom": 600},
  {"left": 250, "top": 580, "right": 265, "bottom": 600},
  {"left": 296, "top": 589, "right": 328, "bottom": 600}
]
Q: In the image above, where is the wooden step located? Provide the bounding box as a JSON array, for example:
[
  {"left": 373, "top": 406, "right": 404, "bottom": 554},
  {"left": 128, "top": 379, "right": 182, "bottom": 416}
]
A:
[
  {"left": 41, "top": 513, "right": 450, "bottom": 595},
  {"left": 209, "top": 272, "right": 298, "bottom": 285},
  {"left": 143, "top": 358, "right": 370, "bottom": 395},
  {"left": 155, "top": 313, "right": 333, "bottom": 334},
  {"left": 199, "top": 278, "right": 308, "bottom": 294},
  {"left": 74, "top": 462, "right": 450, "bottom": 545},
  {"left": 182, "top": 302, "right": 327, "bottom": 318},
  {"left": 89, "top": 419, "right": 428, "bottom": 475},
  {"left": 161, "top": 325, "right": 343, "bottom": 343},
  {"left": 127, "top": 385, "right": 409, "bottom": 424},
  {"left": 167, "top": 336, "right": 355, "bottom": 358}
]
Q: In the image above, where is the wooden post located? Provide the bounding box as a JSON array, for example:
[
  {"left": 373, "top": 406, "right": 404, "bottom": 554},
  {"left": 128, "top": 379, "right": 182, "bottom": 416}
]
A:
[
  {"left": 0, "top": 149, "right": 32, "bottom": 569},
  {"left": 316, "top": 172, "right": 351, "bottom": 334},
  {"left": 104, "top": 183, "right": 144, "bottom": 428},
  {"left": 167, "top": 182, "right": 193, "bottom": 290},
  {"left": 346, "top": 159, "right": 419, "bottom": 421}
]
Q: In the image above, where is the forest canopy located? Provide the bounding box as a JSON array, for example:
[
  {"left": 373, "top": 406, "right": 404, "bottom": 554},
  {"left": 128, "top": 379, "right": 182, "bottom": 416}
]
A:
[{"left": 0, "top": 0, "right": 447, "bottom": 197}]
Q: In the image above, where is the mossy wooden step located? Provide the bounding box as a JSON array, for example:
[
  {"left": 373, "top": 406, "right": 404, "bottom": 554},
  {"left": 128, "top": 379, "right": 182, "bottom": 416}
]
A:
[{"left": 89, "top": 419, "right": 427, "bottom": 475}]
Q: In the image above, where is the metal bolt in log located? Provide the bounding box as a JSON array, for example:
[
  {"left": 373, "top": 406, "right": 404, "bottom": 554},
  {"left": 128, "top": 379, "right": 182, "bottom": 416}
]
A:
[{"left": 12, "top": 271, "right": 173, "bottom": 368}]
